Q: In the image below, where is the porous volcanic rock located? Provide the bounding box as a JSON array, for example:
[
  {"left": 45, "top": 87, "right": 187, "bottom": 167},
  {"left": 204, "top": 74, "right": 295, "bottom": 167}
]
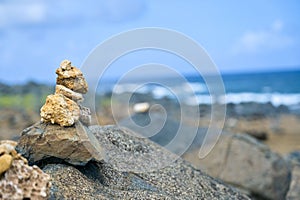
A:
[{"left": 0, "top": 140, "right": 51, "bottom": 200}]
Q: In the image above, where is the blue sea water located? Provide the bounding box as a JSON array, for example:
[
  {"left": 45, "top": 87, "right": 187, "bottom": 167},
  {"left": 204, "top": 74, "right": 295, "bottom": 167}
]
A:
[
  {"left": 218, "top": 70, "right": 300, "bottom": 94},
  {"left": 100, "top": 69, "right": 300, "bottom": 108},
  {"left": 184, "top": 70, "right": 300, "bottom": 107}
]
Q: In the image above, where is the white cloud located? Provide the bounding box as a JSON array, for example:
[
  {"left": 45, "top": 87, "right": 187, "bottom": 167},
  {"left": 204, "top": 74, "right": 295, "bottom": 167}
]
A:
[
  {"left": 0, "top": 0, "right": 147, "bottom": 29},
  {"left": 0, "top": 1, "right": 47, "bottom": 28},
  {"left": 232, "top": 20, "right": 293, "bottom": 54}
]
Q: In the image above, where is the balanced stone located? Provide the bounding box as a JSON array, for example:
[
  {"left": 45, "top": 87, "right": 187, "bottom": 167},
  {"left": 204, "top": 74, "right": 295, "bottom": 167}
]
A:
[
  {"left": 55, "top": 84, "right": 83, "bottom": 102},
  {"left": 40, "top": 94, "right": 80, "bottom": 127},
  {"left": 56, "top": 60, "right": 88, "bottom": 94}
]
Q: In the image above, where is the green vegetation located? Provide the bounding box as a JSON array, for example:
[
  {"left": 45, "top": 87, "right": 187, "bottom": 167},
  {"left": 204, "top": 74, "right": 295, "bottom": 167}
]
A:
[
  {"left": 0, "top": 81, "right": 53, "bottom": 112},
  {"left": 99, "top": 96, "right": 112, "bottom": 107},
  {"left": 0, "top": 94, "right": 48, "bottom": 112}
]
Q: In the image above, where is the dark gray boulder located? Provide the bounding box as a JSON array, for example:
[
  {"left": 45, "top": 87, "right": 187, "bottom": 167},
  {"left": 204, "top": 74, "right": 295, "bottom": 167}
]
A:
[{"left": 20, "top": 124, "right": 250, "bottom": 199}]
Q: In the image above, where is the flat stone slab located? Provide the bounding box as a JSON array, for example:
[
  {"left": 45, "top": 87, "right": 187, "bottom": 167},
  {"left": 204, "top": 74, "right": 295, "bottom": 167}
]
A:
[{"left": 16, "top": 122, "right": 104, "bottom": 166}]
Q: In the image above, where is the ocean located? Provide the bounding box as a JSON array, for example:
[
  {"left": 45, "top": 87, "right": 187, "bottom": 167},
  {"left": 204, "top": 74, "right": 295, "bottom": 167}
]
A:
[{"left": 99, "top": 69, "right": 300, "bottom": 109}]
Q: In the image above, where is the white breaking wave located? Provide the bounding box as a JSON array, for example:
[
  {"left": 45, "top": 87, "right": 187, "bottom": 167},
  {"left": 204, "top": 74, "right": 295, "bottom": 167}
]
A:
[
  {"left": 223, "top": 93, "right": 300, "bottom": 106},
  {"left": 186, "top": 93, "right": 300, "bottom": 107},
  {"left": 111, "top": 83, "right": 300, "bottom": 107}
]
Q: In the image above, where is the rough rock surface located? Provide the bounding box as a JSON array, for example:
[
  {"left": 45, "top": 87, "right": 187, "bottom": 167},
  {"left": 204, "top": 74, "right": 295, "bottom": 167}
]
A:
[
  {"left": 0, "top": 140, "right": 51, "bottom": 200},
  {"left": 32, "top": 125, "right": 250, "bottom": 199},
  {"left": 40, "top": 93, "right": 80, "bottom": 127},
  {"left": 197, "top": 133, "right": 290, "bottom": 200},
  {"left": 16, "top": 122, "right": 104, "bottom": 166},
  {"left": 56, "top": 60, "right": 88, "bottom": 94},
  {"left": 0, "top": 157, "right": 51, "bottom": 200}
]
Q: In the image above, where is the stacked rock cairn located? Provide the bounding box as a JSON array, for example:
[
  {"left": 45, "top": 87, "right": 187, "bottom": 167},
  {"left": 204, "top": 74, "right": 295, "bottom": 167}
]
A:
[{"left": 40, "top": 59, "right": 91, "bottom": 127}]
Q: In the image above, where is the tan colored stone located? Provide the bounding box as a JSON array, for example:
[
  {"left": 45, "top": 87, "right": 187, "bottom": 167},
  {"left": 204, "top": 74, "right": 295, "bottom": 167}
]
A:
[
  {"left": 0, "top": 140, "right": 19, "bottom": 176},
  {"left": 0, "top": 154, "right": 13, "bottom": 176},
  {"left": 56, "top": 60, "right": 88, "bottom": 94},
  {"left": 40, "top": 94, "right": 80, "bottom": 127},
  {"left": 16, "top": 122, "right": 104, "bottom": 165},
  {"left": 60, "top": 59, "right": 72, "bottom": 70},
  {"left": 55, "top": 84, "right": 83, "bottom": 102}
]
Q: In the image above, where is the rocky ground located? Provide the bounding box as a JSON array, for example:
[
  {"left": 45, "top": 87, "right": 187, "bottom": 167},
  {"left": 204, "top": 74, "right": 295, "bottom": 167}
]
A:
[
  {"left": 1, "top": 91, "right": 300, "bottom": 199},
  {"left": 97, "top": 93, "right": 300, "bottom": 155},
  {"left": 14, "top": 122, "right": 250, "bottom": 199}
]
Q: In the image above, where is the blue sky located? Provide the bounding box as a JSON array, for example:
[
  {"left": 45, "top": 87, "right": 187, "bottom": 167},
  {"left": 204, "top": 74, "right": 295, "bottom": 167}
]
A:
[{"left": 0, "top": 0, "right": 300, "bottom": 83}]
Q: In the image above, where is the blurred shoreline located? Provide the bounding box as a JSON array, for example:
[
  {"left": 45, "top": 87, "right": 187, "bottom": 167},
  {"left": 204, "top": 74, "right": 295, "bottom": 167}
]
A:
[{"left": 1, "top": 74, "right": 300, "bottom": 156}]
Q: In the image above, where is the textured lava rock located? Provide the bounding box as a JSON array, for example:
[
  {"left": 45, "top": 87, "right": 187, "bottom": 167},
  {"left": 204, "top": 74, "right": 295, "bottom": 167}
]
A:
[
  {"left": 38, "top": 125, "right": 250, "bottom": 199},
  {"left": 0, "top": 157, "right": 51, "bottom": 200},
  {"left": 0, "top": 140, "right": 51, "bottom": 200}
]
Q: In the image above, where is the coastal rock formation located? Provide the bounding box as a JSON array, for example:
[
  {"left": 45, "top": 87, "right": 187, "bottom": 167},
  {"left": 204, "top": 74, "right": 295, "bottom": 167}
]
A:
[
  {"left": 38, "top": 125, "right": 250, "bottom": 199},
  {"left": 40, "top": 59, "right": 91, "bottom": 127},
  {"left": 16, "top": 121, "right": 104, "bottom": 166},
  {"left": 197, "top": 133, "right": 290, "bottom": 200},
  {"left": 0, "top": 140, "right": 51, "bottom": 200},
  {"left": 18, "top": 60, "right": 102, "bottom": 165},
  {"left": 13, "top": 59, "right": 252, "bottom": 199}
]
